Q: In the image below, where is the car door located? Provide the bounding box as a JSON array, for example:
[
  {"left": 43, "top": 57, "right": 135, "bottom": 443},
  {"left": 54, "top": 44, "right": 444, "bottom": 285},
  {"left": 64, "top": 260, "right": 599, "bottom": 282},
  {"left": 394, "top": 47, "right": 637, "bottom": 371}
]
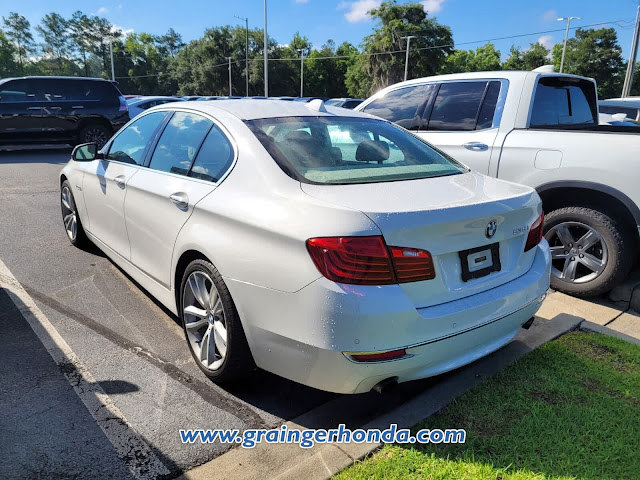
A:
[
  {"left": 81, "top": 111, "right": 167, "bottom": 259},
  {"left": 0, "top": 79, "right": 46, "bottom": 142},
  {"left": 125, "top": 111, "right": 234, "bottom": 287},
  {"left": 415, "top": 80, "right": 504, "bottom": 174}
]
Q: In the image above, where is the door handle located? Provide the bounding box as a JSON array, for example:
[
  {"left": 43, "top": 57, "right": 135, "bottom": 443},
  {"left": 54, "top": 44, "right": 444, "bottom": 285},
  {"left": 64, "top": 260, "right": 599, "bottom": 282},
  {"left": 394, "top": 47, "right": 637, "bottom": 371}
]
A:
[
  {"left": 27, "top": 106, "right": 41, "bottom": 111},
  {"left": 71, "top": 105, "right": 84, "bottom": 109},
  {"left": 169, "top": 193, "right": 189, "bottom": 210},
  {"left": 113, "top": 175, "right": 126, "bottom": 189},
  {"left": 463, "top": 142, "right": 489, "bottom": 152}
]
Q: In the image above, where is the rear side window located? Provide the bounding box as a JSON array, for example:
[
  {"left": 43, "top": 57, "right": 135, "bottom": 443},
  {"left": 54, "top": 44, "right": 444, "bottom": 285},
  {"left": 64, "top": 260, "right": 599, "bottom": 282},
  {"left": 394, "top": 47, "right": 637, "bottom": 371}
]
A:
[
  {"left": 0, "top": 80, "right": 38, "bottom": 102},
  {"left": 189, "top": 125, "right": 234, "bottom": 182},
  {"left": 82, "top": 81, "right": 120, "bottom": 106},
  {"left": 530, "top": 77, "right": 597, "bottom": 127},
  {"left": 106, "top": 111, "right": 166, "bottom": 165},
  {"left": 149, "top": 112, "right": 212, "bottom": 176},
  {"left": 427, "top": 81, "right": 488, "bottom": 131},
  {"left": 361, "top": 84, "right": 433, "bottom": 129}
]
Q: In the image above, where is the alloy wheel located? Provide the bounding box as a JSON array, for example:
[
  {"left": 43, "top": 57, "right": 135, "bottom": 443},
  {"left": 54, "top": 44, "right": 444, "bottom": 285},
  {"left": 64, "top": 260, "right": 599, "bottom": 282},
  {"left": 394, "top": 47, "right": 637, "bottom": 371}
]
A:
[
  {"left": 546, "top": 221, "right": 608, "bottom": 284},
  {"left": 84, "top": 127, "right": 109, "bottom": 148},
  {"left": 61, "top": 185, "right": 77, "bottom": 241},
  {"left": 182, "top": 271, "right": 228, "bottom": 371}
]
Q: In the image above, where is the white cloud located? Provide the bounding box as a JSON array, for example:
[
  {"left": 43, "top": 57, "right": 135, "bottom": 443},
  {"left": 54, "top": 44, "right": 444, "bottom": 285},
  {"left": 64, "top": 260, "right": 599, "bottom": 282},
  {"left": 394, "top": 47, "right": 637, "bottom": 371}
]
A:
[
  {"left": 542, "top": 9, "right": 557, "bottom": 23},
  {"left": 538, "top": 35, "right": 554, "bottom": 50},
  {"left": 97, "top": 6, "right": 109, "bottom": 15},
  {"left": 421, "top": 0, "right": 446, "bottom": 14},
  {"left": 111, "top": 24, "right": 134, "bottom": 37},
  {"left": 338, "top": 0, "right": 382, "bottom": 23}
]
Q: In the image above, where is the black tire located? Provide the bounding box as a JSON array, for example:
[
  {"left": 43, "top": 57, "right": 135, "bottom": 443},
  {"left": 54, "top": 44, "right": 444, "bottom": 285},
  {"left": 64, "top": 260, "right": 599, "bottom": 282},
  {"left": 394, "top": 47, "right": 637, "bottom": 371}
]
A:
[
  {"left": 78, "top": 124, "right": 111, "bottom": 149},
  {"left": 179, "top": 258, "right": 254, "bottom": 383},
  {"left": 543, "top": 206, "right": 634, "bottom": 297},
  {"left": 60, "top": 179, "right": 89, "bottom": 248}
]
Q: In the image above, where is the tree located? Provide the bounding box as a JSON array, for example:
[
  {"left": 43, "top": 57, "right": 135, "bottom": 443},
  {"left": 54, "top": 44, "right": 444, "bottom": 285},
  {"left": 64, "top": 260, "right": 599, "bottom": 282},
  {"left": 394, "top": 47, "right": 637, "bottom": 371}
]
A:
[
  {"left": 157, "top": 28, "right": 185, "bottom": 58},
  {"left": 551, "top": 28, "right": 624, "bottom": 98},
  {"left": 440, "top": 42, "right": 501, "bottom": 74},
  {"left": 69, "top": 11, "right": 96, "bottom": 76},
  {"left": 0, "top": 29, "right": 19, "bottom": 76},
  {"left": 2, "top": 12, "right": 35, "bottom": 73},
  {"left": 346, "top": 0, "right": 453, "bottom": 97},
  {"left": 502, "top": 42, "right": 549, "bottom": 71},
  {"left": 36, "top": 13, "right": 72, "bottom": 74}
]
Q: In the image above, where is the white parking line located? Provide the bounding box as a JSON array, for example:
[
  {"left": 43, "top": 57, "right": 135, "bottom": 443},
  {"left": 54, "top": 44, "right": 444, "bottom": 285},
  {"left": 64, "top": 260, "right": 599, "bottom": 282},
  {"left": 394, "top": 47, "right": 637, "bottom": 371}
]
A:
[{"left": 0, "top": 258, "right": 171, "bottom": 479}]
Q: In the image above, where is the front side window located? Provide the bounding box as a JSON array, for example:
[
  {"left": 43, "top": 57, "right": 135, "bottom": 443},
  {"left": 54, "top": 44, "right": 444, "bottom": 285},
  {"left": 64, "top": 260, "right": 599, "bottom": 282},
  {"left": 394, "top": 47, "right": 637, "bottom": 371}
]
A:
[
  {"left": 246, "top": 116, "right": 466, "bottom": 185},
  {"left": 106, "top": 111, "right": 166, "bottom": 165},
  {"left": 149, "top": 112, "right": 212, "bottom": 175},
  {"left": 0, "top": 80, "right": 37, "bottom": 102},
  {"left": 189, "top": 125, "right": 234, "bottom": 182},
  {"left": 361, "top": 84, "right": 433, "bottom": 129},
  {"left": 530, "top": 77, "right": 597, "bottom": 127}
]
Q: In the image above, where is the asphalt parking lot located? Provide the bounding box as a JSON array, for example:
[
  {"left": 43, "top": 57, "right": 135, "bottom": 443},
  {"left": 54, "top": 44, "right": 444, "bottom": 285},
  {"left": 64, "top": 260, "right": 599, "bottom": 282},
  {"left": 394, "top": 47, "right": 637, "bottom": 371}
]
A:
[{"left": 0, "top": 148, "right": 446, "bottom": 479}]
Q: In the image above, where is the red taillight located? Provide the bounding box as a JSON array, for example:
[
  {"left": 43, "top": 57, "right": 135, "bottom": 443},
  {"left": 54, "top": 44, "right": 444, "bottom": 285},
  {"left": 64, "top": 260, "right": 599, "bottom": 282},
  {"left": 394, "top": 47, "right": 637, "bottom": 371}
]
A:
[
  {"left": 524, "top": 211, "right": 545, "bottom": 252},
  {"left": 306, "top": 236, "right": 435, "bottom": 285},
  {"left": 389, "top": 246, "right": 435, "bottom": 282},
  {"left": 350, "top": 348, "right": 406, "bottom": 362},
  {"left": 119, "top": 96, "right": 128, "bottom": 112}
]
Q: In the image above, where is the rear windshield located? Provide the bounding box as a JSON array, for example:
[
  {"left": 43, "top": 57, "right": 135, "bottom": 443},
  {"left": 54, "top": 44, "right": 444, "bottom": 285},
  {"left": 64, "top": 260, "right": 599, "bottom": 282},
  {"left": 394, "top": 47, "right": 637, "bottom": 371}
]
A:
[
  {"left": 246, "top": 116, "right": 466, "bottom": 185},
  {"left": 530, "top": 77, "right": 598, "bottom": 128}
]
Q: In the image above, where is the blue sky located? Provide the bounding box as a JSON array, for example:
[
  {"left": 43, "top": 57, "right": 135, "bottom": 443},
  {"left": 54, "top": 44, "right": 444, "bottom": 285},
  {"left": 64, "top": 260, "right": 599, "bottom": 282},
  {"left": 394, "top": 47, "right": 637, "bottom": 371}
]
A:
[{"left": 3, "top": 0, "right": 639, "bottom": 60}]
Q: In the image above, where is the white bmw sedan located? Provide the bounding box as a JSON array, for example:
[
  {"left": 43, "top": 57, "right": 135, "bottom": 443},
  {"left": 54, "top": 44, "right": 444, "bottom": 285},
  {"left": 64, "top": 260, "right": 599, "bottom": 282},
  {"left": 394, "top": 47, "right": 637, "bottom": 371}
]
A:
[{"left": 59, "top": 100, "right": 550, "bottom": 394}]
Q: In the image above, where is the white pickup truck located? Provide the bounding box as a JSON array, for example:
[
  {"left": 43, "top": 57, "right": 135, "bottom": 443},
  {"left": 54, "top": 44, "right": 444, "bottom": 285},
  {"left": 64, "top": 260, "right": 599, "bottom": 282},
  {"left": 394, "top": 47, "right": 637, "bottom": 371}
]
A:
[{"left": 356, "top": 71, "right": 640, "bottom": 297}]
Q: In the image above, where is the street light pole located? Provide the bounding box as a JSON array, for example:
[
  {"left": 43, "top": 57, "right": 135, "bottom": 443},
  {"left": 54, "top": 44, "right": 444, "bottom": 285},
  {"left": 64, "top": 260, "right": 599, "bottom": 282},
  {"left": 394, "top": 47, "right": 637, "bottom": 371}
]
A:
[
  {"left": 298, "top": 49, "right": 304, "bottom": 97},
  {"left": 401, "top": 35, "right": 416, "bottom": 82},
  {"left": 622, "top": 5, "right": 640, "bottom": 97},
  {"left": 234, "top": 15, "right": 249, "bottom": 97},
  {"left": 264, "top": 0, "right": 268, "bottom": 97},
  {"left": 228, "top": 57, "right": 232, "bottom": 96},
  {"left": 110, "top": 41, "right": 115, "bottom": 81},
  {"left": 557, "top": 16, "right": 580, "bottom": 73}
]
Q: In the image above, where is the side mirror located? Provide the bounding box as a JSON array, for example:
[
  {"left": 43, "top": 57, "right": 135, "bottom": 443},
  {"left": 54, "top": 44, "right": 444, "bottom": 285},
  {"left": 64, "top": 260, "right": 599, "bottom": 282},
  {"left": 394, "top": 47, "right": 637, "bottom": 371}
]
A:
[{"left": 72, "top": 142, "right": 98, "bottom": 162}]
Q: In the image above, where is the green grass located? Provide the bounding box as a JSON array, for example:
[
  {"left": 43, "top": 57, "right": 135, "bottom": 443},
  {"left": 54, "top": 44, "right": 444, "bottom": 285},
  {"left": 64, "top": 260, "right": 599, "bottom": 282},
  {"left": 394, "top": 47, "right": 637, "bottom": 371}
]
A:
[{"left": 336, "top": 332, "right": 640, "bottom": 480}]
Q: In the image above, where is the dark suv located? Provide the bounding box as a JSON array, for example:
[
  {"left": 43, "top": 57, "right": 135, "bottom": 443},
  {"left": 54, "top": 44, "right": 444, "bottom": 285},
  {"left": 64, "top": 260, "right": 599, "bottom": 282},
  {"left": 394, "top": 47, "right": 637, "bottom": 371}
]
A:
[{"left": 0, "top": 76, "right": 129, "bottom": 148}]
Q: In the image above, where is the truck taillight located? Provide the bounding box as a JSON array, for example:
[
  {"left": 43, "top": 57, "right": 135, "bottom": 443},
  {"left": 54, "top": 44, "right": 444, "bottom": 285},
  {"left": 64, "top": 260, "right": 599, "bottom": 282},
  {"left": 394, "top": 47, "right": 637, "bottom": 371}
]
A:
[
  {"left": 306, "top": 236, "right": 435, "bottom": 285},
  {"left": 524, "top": 211, "right": 544, "bottom": 252}
]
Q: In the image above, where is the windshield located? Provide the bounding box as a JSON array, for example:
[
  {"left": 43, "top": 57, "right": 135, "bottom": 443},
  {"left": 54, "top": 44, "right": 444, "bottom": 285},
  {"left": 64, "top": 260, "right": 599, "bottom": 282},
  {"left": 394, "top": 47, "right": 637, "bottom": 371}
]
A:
[{"left": 245, "top": 116, "right": 467, "bottom": 185}]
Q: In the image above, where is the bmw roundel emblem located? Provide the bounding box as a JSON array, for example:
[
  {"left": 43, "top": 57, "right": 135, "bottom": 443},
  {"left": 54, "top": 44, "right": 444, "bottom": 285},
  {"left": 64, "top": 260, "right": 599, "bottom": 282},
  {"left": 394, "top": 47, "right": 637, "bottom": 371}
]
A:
[{"left": 486, "top": 220, "right": 498, "bottom": 238}]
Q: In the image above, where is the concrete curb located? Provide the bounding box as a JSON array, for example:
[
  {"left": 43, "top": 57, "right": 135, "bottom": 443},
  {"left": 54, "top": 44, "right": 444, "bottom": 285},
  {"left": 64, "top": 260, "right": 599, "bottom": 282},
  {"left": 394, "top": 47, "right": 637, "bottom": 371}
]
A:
[
  {"left": 578, "top": 320, "right": 640, "bottom": 347},
  {"left": 177, "top": 314, "right": 583, "bottom": 480}
]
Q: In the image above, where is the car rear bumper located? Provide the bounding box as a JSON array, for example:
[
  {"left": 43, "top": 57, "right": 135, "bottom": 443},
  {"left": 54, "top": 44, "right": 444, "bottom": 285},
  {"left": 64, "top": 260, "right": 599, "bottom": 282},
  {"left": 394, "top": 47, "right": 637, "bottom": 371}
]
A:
[{"left": 227, "top": 241, "right": 551, "bottom": 393}]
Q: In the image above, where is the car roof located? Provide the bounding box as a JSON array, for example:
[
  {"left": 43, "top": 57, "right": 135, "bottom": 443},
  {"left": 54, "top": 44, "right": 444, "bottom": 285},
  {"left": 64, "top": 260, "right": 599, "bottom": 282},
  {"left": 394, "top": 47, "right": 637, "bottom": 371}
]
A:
[
  {"left": 151, "top": 99, "right": 375, "bottom": 121},
  {"left": 0, "top": 76, "right": 113, "bottom": 84},
  {"left": 599, "top": 99, "right": 640, "bottom": 107}
]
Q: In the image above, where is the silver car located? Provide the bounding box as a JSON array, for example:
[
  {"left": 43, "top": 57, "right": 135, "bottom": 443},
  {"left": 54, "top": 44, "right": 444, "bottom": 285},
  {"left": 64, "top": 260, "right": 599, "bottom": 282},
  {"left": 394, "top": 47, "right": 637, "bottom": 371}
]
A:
[{"left": 59, "top": 100, "right": 550, "bottom": 393}]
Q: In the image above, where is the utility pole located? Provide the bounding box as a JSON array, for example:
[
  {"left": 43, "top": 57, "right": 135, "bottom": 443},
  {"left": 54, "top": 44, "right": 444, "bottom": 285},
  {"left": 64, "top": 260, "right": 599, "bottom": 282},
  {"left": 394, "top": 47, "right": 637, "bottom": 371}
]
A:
[
  {"left": 557, "top": 16, "right": 580, "bottom": 73},
  {"left": 235, "top": 15, "right": 249, "bottom": 97},
  {"left": 298, "top": 49, "right": 305, "bottom": 97},
  {"left": 110, "top": 41, "right": 115, "bottom": 81},
  {"left": 228, "top": 57, "right": 232, "bottom": 96},
  {"left": 401, "top": 35, "right": 416, "bottom": 82},
  {"left": 263, "top": 0, "right": 268, "bottom": 97},
  {"left": 622, "top": 4, "right": 640, "bottom": 97}
]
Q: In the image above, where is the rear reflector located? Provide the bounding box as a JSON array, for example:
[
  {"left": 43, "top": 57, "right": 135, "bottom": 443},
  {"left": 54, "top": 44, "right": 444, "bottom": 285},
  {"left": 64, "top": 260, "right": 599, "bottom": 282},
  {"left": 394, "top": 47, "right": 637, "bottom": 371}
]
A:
[
  {"left": 306, "top": 236, "right": 435, "bottom": 285},
  {"left": 524, "top": 211, "right": 544, "bottom": 252},
  {"left": 349, "top": 348, "right": 407, "bottom": 363}
]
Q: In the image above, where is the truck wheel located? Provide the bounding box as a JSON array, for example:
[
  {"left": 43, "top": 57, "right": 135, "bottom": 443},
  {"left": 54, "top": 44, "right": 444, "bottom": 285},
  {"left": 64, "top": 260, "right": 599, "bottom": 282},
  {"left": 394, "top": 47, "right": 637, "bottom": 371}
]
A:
[{"left": 543, "top": 206, "right": 634, "bottom": 297}]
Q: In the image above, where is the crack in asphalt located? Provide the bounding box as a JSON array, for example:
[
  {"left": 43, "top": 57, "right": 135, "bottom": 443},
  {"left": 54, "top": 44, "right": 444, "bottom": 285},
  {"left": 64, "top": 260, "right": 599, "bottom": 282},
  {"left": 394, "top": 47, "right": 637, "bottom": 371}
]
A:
[{"left": 1, "top": 274, "right": 268, "bottom": 429}]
